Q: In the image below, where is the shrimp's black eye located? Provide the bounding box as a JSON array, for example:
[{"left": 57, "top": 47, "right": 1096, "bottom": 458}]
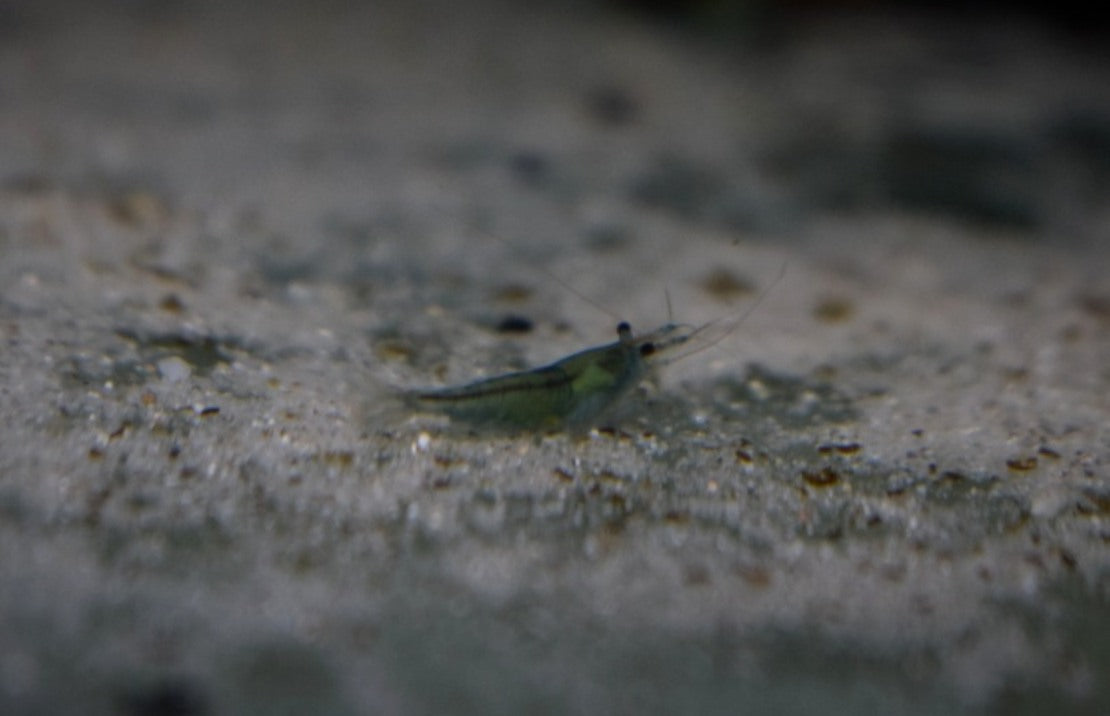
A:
[
  {"left": 617, "top": 321, "right": 631, "bottom": 334},
  {"left": 639, "top": 342, "right": 656, "bottom": 357}
]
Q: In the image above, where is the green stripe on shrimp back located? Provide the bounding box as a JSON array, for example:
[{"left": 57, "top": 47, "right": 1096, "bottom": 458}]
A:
[{"left": 413, "top": 333, "right": 648, "bottom": 431}]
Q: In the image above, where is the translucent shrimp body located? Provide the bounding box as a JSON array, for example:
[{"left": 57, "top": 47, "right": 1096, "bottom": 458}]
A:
[{"left": 411, "top": 321, "right": 694, "bottom": 431}]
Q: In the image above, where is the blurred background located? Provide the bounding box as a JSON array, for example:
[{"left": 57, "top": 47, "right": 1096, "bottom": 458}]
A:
[{"left": 2, "top": 2, "right": 1108, "bottom": 715}]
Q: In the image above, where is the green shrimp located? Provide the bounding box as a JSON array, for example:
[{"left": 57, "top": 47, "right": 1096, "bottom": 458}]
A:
[
  {"left": 410, "top": 320, "right": 696, "bottom": 432},
  {"left": 405, "top": 238, "right": 784, "bottom": 432}
]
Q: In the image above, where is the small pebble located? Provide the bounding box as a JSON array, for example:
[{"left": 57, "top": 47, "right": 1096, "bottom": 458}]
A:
[{"left": 157, "top": 356, "right": 191, "bottom": 382}]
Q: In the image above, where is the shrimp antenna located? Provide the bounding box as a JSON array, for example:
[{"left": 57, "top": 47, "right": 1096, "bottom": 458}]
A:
[
  {"left": 421, "top": 195, "right": 625, "bottom": 323},
  {"left": 662, "top": 259, "right": 788, "bottom": 365},
  {"left": 464, "top": 218, "right": 622, "bottom": 323}
]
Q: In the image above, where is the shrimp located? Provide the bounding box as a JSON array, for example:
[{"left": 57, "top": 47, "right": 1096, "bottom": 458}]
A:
[
  {"left": 410, "top": 321, "right": 694, "bottom": 431},
  {"left": 407, "top": 262, "right": 783, "bottom": 433}
]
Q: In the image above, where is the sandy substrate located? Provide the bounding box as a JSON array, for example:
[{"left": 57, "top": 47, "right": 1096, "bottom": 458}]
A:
[{"left": 2, "top": 1, "right": 1109, "bottom": 713}]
